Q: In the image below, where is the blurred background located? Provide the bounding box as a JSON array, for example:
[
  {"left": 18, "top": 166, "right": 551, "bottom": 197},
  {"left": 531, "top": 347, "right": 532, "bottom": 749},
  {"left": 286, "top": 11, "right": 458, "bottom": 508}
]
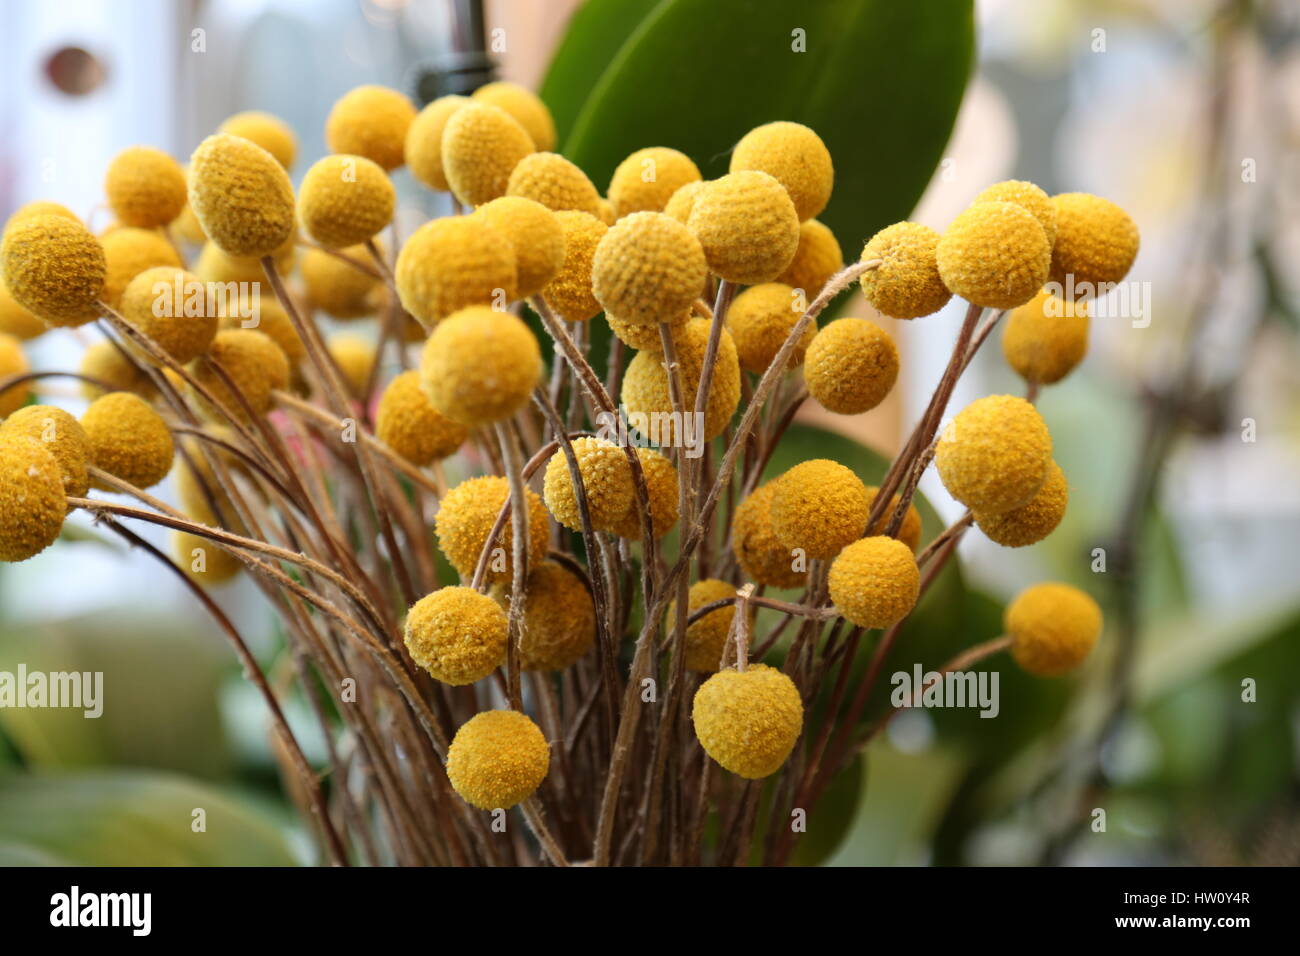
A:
[{"left": 1, "top": 0, "right": 1297, "bottom": 866}]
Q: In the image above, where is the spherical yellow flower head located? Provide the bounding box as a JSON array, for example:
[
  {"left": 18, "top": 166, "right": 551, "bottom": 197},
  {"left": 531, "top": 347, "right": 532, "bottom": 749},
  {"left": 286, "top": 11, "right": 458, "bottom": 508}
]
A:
[
  {"left": 81, "top": 391, "right": 174, "bottom": 490},
  {"left": 104, "top": 146, "right": 187, "bottom": 228},
  {"left": 471, "top": 81, "right": 556, "bottom": 152},
  {"left": 936, "top": 394, "right": 1052, "bottom": 514},
  {"left": 541, "top": 211, "right": 606, "bottom": 322},
  {"left": 192, "top": 329, "right": 290, "bottom": 421},
  {"left": 1, "top": 214, "right": 107, "bottom": 327},
  {"left": 670, "top": 578, "right": 748, "bottom": 673},
  {"left": 731, "top": 481, "right": 804, "bottom": 589},
  {"left": 692, "top": 663, "right": 802, "bottom": 779},
  {"left": 78, "top": 340, "right": 156, "bottom": 401},
  {"left": 1, "top": 404, "right": 89, "bottom": 499},
  {"left": 770, "top": 459, "right": 869, "bottom": 561},
  {"left": 98, "top": 226, "right": 183, "bottom": 309},
  {"left": 327, "top": 333, "right": 375, "bottom": 398},
  {"left": 395, "top": 216, "right": 517, "bottom": 325},
  {"left": 1048, "top": 192, "right": 1140, "bottom": 298},
  {"left": 777, "top": 219, "right": 843, "bottom": 298},
  {"left": 189, "top": 133, "right": 295, "bottom": 258},
  {"left": 223, "top": 297, "right": 305, "bottom": 372},
  {"left": 609, "top": 446, "right": 680, "bottom": 540},
  {"left": 1005, "top": 582, "right": 1102, "bottom": 677},
  {"left": 0, "top": 333, "right": 31, "bottom": 416},
  {"left": 218, "top": 111, "right": 297, "bottom": 170},
  {"left": 974, "top": 180, "right": 1057, "bottom": 247},
  {"left": 621, "top": 318, "right": 740, "bottom": 443},
  {"left": 975, "top": 459, "right": 1068, "bottom": 548},
  {"left": 297, "top": 154, "right": 395, "bottom": 249},
  {"left": 193, "top": 229, "right": 296, "bottom": 285},
  {"left": 174, "top": 202, "right": 207, "bottom": 245},
  {"left": 1002, "top": 289, "right": 1089, "bottom": 385},
  {"left": 447, "top": 709, "right": 550, "bottom": 810},
  {"left": 404, "top": 586, "right": 507, "bottom": 686},
  {"left": 0, "top": 432, "right": 66, "bottom": 562},
  {"left": 299, "top": 245, "right": 383, "bottom": 319},
  {"left": 607, "top": 147, "right": 703, "bottom": 219},
  {"left": 730, "top": 121, "right": 833, "bottom": 222},
  {"left": 325, "top": 85, "right": 415, "bottom": 172},
  {"left": 606, "top": 308, "right": 690, "bottom": 352},
  {"left": 375, "top": 369, "right": 468, "bottom": 466},
  {"left": 0, "top": 278, "right": 48, "bottom": 340},
  {"left": 595, "top": 197, "right": 616, "bottom": 225},
  {"left": 542, "top": 436, "right": 635, "bottom": 532},
  {"left": 4, "top": 201, "right": 78, "bottom": 234},
  {"left": 419, "top": 308, "right": 539, "bottom": 425},
  {"left": 828, "top": 536, "right": 920, "bottom": 630},
  {"left": 591, "top": 212, "right": 707, "bottom": 326},
  {"left": 495, "top": 559, "right": 595, "bottom": 671},
  {"left": 859, "top": 221, "right": 952, "bottom": 319},
  {"left": 435, "top": 475, "right": 549, "bottom": 585},
  {"left": 120, "top": 267, "right": 219, "bottom": 364},
  {"left": 936, "top": 201, "right": 1051, "bottom": 310},
  {"left": 688, "top": 171, "right": 800, "bottom": 284},
  {"left": 506, "top": 152, "right": 603, "bottom": 218},
  {"left": 472, "top": 196, "right": 565, "bottom": 299},
  {"left": 441, "top": 102, "right": 535, "bottom": 207},
  {"left": 173, "top": 530, "right": 242, "bottom": 585},
  {"left": 663, "top": 180, "right": 706, "bottom": 223},
  {"left": 803, "top": 317, "right": 899, "bottom": 415},
  {"left": 405, "top": 96, "right": 469, "bottom": 193},
  {"left": 725, "top": 282, "right": 815, "bottom": 373}
]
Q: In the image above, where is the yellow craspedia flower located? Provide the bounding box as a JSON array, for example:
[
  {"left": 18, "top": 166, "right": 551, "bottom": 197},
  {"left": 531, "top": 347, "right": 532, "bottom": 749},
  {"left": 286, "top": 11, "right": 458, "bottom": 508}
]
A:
[
  {"left": 859, "top": 221, "right": 952, "bottom": 319},
  {"left": 864, "top": 486, "right": 923, "bottom": 553},
  {"left": 777, "top": 219, "right": 843, "bottom": 298},
  {"left": 936, "top": 201, "right": 1051, "bottom": 310},
  {"left": 770, "top": 459, "right": 868, "bottom": 561},
  {"left": 609, "top": 446, "right": 680, "bottom": 539},
  {"left": 935, "top": 394, "right": 1051, "bottom": 514},
  {"left": 434, "top": 475, "right": 549, "bottom": 585},
  {"left": 595, "top": 196, "right": 616, "bottom": 225},
  {"left": 97, "top": 226, "right": 182, "bottom": 309},
  {"left": 605, "top": 308, "right": 689, "bottom": 352},
  {"left": 80, "top": 391, "right": 174, "bottom": 490},
  {"left": 0, "top": 333, "right": 31, "bottom": 416},
  {"left": 4, "top": 201, "right": 78, "bottom": 233},
  {"left": 173, "top": 200, "right": 206, "bottom": 245},
  {"left": 222, "top": 297, "right": 305, "bottom": 373},
  {"left": 1048, "top": 192, "right": 1140, "bottom": 297},
  {"left": 473, "top": 196, "right": 566, "bottom": 299},
  {"left": 375, "top": 369, "right": 468, "bottom": 466},
  {"left": 1, "top": 214, "right": 106, "bottom": 327},
  {"left": 692, "top": 663, "right": 802, "bottom": 779},
  {"left": 326, "top": 333, "right": 375, "bottom": 398},
  {"left": 542, "top": 436, "right": 634, "bottom": 532},
  {"left": 541, "top": 210, "right": 606, "bottom": 322},
  {"left": 325, "top": 85, "right": 415, "bottom": 172},
  {"left": 174, "top": 530, "right": 242, "bottom": 585},
  {"left": 1005, "top": 582, "right": 1102, "bottom": 677},
  {"left": 732, "top": 481, "right": 804, "bottom": 589},
  {"left": 0, "top": 278, "right": 48, "bottom": 340},
  {"left": 297, "top": 154, "right": 395, "bottom": 249},
  {"left": 687, "top": 171, "right": 800, "bottom": 284},
  {"left": 405, "top": 95, "right": 469, "bottom": 191},
  {"left": 974, "top": 180, "right": 1057, "bottom": 247},
  {"left": 471, "top": 81, "right": 556, "bottom": 152},
  {"left": 404, "top": 586, "right": 507, "bottom": 686},
  {"left": 621, "top": 317, "right": 740, "bottom": 443},
  {"left": 78, "top": 340, "right": 156, "bottom": 401},
  {"left": 663, "top": 180, "right": 706, "bottom": 223},
  {"left": 193, "top": 230, "right": 296, "bottom": 285},
  {"left": 299, "top": 245, "right": 383, "bottom": 319},
  {"left": 0, "top": 432, "right": 66, "bottom": 562},
  {"left": 189, "top": 133, "right": 296, "bottom": 258},
  {"left": 105, "top": 146, "right": 187, "bottom": 227},
  {"left": 975, "top": 459, "right": 1068, "bottom": 548},
  {"left": 1002, "top": 289, "right": 1089, "bottom": 385},
  {"left": 419, "top": 307, "right": 539, "bottom": 425},
  {"left": 441, "top": 102, "right": 535, "bottom": 207},
  {"left": 730, "top": 121, "right": 833, "bottom": 222},
  {"left": 192, "top": 328, "right": 290, "bottom": 420},
  {"left": 803, "top": 317, "right": 899, "bottom": 415},
  {"left": 506, "top": 152, "right": 604, "bottom": 219},
  {"left": 725, "top": 282, "right": 815, "bottom": 373},
  {"left": 669, "top": 578, "right": 747, "bottom": 673},
  {"left": 395, "top": 216, "right": 517, "bottom": 325},
  {"left": 591, "top": 211, "right": 707, "bottom": 325},
  {"left": 218, "top": 111, "right": 297, "bottom": 170},
  {"left": 446, "top": 709, "right": 550, "bottom": 810},
  {"left": 493, "top": 559, "right": 594, "bottom": 671},
  {"left": 120, "top": 267, "right": 219, "bottom": 364},
  {"left": 607, "top": 147, "right": 703, "bottom": 219},
  {"left": 1, "top": 405, "right": 89, "bottom": 499},
  {"left": 828, "top": 536, "right": 920, "bottom": 630}
]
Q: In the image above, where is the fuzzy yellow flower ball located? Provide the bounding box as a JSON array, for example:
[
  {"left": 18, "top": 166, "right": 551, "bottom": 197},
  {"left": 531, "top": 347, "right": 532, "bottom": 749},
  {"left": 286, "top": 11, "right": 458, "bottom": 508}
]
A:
[
  {"left": 670, "top": 578, "right": 747, "bottom": 672},
  {"left": 441, "top": 102, "right": 535, "bottom": 207},
  {"left": 81, "top": 391, "right": 174, "bottom": 490},
  {"left": 1, "top": 214, "right": 107, "bottom": 327},
  {"left": 1, "top": 405, "right": 89, "bottom": 499},
  {"left": 663, "top": 180, "right": 706, "bottom": 223},
  {"left": 693, "top": 663, "right": 802, "bottom": 779},
  {"left": 494, "top": 559, "right": 595, "bottom": 671},
  {"left": 771, "top": 459, "right": 869, "bottom": 561},
  {"left": 78, "top": 341, "right": 155, "bottom": 401},
  {"left": 506, "top": 152, "right": 604, "bottom": 219},
  {"left": 591, "top": 212, "right": 707, "bottom": 325},
  {"left": 974, "top": 180, "right": 1057, "bottom": 247},
  {"left": 174, "top": 530, "right": 242, "bottom": 585},
  {"left": 725, "top": 282, "right": 815, "bottom": 373},
  {"left": 98, "top": 226, "right": 183, "bottom": 309},
  {"left": 404, "top": 586, "right": 507, "bottom": 686},
  {"left": 541, "top": 211, "right": 607, "bottom": 322},
  {"left": 299, "top": 245, "right": 383, "bottom": 319},
  {"left": 446, "top": 709, "right": 550, "bottom": 810},
  {"left": 1048, "top": 193, "right": 1140, "bottom": 297},
  {"left": 863, "top": 486, "right": 923, "bottom": 553},
  {"left": 218, "top": 111, "right": 297, "bottom": 170},
  {"left": 120, "top": 267, "right": 219, "bottom": 364},
  {"left": 375, "top": 369, "right": 468, "bottom": 466},
  {"left": 609, "top": 446, "right": 680, "bottom": 540},
  {"left": 471, "top": 81, "right": 556, "bottom": 152},
  {"left": 193, "top": 230, "right": 296, "bottom": 285},
  {"left": 4, "top": 201, "right": 78, "bottom": 233},
  {"left": 105, "top": 146, "right": 187, "bottom": 228},
  {"left": 859, "top": 221, "right": 952, "bottom": 319},
  {"left": 297, "top": 154, "right": 395, "bottom": 249},
  {"left": 975, "top": 459, "right": 1068, "bottom": 548},
  {"left": 936, "top": 394, "right": 1051, "bottom": 514},
  {"left": 542, "top": 436, "right": 635, "bottom": 532},
  {"left": 0, "top": 432, "right": 66, "bottom": 562},
  {"left": 223, "top": 298, "right": 305, "bottom": 374},
  {"left": 189, "top": 133, "right": 296, "bottom": 258},
  {"left": 325, "top": 85, "right": 415, "bottom": 171},
  {"left": 405, "top": 95, "right": 468, "bottom": 192},
  {"left": 828, "top": 536, "right": 920, "bottom": 630},
  {"left": 803, "top": 317, "right": 898, "bottom": 415},
  {"left": 0, "top": 279, "right": 47, "bottom": 340},
  {"left": 1002, "top": 290, "right": 1089, "bottom": 384},
  {"left": 607, "top": 147, "right": 702, "bottom": 219},
  {"left": 473, "top": 196, "right": 566, "bottom": 299},
  {"left": 435, "top": 475, "right": 549, "bottom": 585},
  {"left": 777, "top": 219, "right": 843, "bottom": 298},
  {"left": 1006, "top": 582, "right": 1102, "bottom": 677},
  {"left": 326, "top": 333, "right": 375, "bottom": 398},
  {"left": 0, "top": 333, "right": 31, "bottom": 416},
  {"left": 621, "top": 317, "right": 740, "bottom": 443},
  {"left": 419, "top": 307, "right": 539, "bottom": 425},
  {"left": 936, "top": 201, "right": 1051, "bottom": 310},
  {"left": 192, "top": 329, "right": 290, "bottom": 420},
  {"left": 730, "top": 121, "right": 833, "bottom": 222},
  {"left": 395, "top": 216, "right": 517, "bottom": 325},
  {"left": 731, "top": 481, "right": 805, "bottom": 589},
  {"left": 688, "top": 171, "right": 800, "bottom": 284}
]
